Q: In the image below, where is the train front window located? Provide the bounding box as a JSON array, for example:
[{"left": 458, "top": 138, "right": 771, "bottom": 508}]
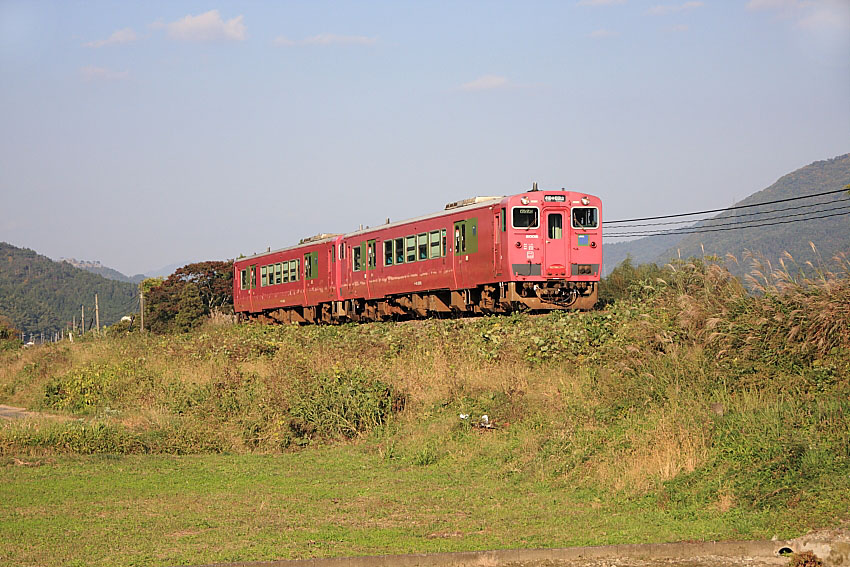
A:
[
  {"left": 512, "top": 207, "right": 539, "bottom": 229},
  {"left": 571, "top": 207, "right": 598, "bottom": 229}
]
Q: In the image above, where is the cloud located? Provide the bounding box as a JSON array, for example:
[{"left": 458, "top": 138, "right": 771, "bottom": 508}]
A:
[
  {"left": 748, "top": 0, "right": 850, "bottom": 30},
  {"left": 649, "top": 1, "right": 704, "bottom": 15},
  {"left": 577, "top": 0, "right": 626, "bottom": 6},
  {"left": 166, "top": 10, "right": 245, "bottom": 41},
  {"left": 85, "top": 27, "right": 139, "bottom": 48},
  {"left": 460, "top": 75, "right": 509, "bottom": 91},
  {"left": 80, "top": 65, "right": 129, "bottom": 81},
  {"left": 274, "top": 33, "right": 377, "bottom": 46},
  {"left": 589, "top": 28, "right": 619, "bottom": 38}
]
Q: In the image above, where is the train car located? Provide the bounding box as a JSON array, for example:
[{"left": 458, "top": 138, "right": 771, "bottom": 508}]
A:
[{"left": 233, "top": 187, "right": 602, "bottom": 323}]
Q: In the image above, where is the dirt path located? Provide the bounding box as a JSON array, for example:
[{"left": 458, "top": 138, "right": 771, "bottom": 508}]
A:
[{"left": 0, "top": 404, "right": 33, "bottom": 420}]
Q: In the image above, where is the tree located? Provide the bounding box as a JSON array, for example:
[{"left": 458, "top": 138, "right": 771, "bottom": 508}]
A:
[{"left": 145, "top": 261, "right": 233, "bottom": 333}]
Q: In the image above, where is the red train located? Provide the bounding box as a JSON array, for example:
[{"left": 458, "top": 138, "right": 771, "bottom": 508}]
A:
[{"left": 233, "top": 187, "right": 602, "bottom": 323}]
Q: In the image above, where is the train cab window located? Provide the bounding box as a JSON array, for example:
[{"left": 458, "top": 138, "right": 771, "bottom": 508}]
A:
[
  {"left": 261, "top": 266, "right": 268, "bottom": 287},
  {"left": 429, "top": 230, "right": 441, "bottom": 259},
  {"left": 353, "top": 246, "right": 361, "bottom": 272},
  {"left": 367, "top": 240, "right": 377, "bottom": 270},
  {"left": 441, "top": 229, "right": 447, "bottom": 256},
  {"left": 571, "top": 207, "right": 599, "bottom": 229},
  {"left": 405, "top": 236, "right": 416, "bottom": 263},
  {"left": 384, "top": 241, "right": 394, "bottom": 266},
  {"left": 417, "top": 233, "right": 428, "bottom": 260},
  {"left": 548, "top": 213, "right": 563, "bottom": 239},
  {"left": 395, "top": 237, "right": 404, "bottom": 264},
  {"left": 513, "top": 207, "right": 539, "bottom": 229},
  {"left": 240, "top": 269, "right": 248, "bottom": 290}
]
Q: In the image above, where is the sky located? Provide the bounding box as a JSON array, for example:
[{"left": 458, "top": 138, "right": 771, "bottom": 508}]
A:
[{"left": 1, "top": 0, "right": 849, "bottom": 276}]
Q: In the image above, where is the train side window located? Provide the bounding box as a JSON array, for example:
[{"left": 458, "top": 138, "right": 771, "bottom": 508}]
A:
[
  {"left": 454, "top": 224, "right": 462, "bottom": 254},
  {"left": 240, "top": 269, "right": 247, "bottom": 290},
  {"left": 501, "top": 208, "right": 507, "bottom": 232},
  {"left": 384, "top": 240, "right": 393, "bottom": 266},
  {"left": 339, "top": 245, "right": 345, "bottom": 260},
  {"left": 353, "top": 245, "right": 361, "bottom": 272},
  {"left": 405, "top": 235, "right": 416, "bottom": 263},
  {"left": 295, "top": 259, "right": 300, "bottom": 281},
  {"left": 289, "top": 260, "right": 297, "bottom": 282},
  {"left": 275, "top": 263, "right": 282, "bottom": 284},
  {"left": 367, "top": 240, "right": 377, "bottom": 270},
  {"left": 441, "top": 229, "right": 447, "bottom": 256},
  {"left": 417, "top": 233, "right": 428, "bottom": 260},
  {"left": 283, "top": 261, "right": 289, "bottom": 283},
  {"left": 331, "top": 245, "right": 335, "bottom": 263},
  {"left": 429, "top": 230, "right": 441, "bottom": 258},
  {"left": 261, "top": 265, "right": 268, "bottom": 287},
  {"left": 512, "top": 207, "right": 539, "bottom": 229},
  {"left": 571, "top": 207, "right": 599, "bottom": 229},
  {"left": 250, "top": 265, "right": 257, "bottom": 288},
  {"left": 548, "top": 213, "right": 563, "bottom": 239},
  {"left": 395, "top": 237, "right": 404, "bottom": 264}
]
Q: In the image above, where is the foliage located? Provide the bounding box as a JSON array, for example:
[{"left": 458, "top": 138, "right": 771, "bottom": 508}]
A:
[
  {"left": 144, "top": 261, "right": 233, "bottom": 333},
  {"left": 0, "top": 314, "right": 21, "bottom": 350},
  {"left": 0, "top": 242, "right": 137, "bottom": 335}
]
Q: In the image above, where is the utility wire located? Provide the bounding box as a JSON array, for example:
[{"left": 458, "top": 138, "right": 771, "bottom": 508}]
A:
[
  {"left": 603, "top": 208, "right": 850, "bottom": 238},
  {"left": 606, "top": 202, "right": 850, "bottom": 237},
  {"left": 608, "top": 196, "right": 850, "bottom": 229},
  {"left": 604, "top": 187, "right": 850, "bottom": 225}
]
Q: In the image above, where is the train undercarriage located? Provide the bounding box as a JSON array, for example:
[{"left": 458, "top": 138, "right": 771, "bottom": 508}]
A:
[{"left": 245, "top": 280, "right": 597, "bottom": 325}]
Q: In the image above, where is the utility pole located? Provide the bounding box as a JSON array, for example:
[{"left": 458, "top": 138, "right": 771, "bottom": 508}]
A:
[
  {"left": 81, "top": 305, "right": 85, "bottom": 335},
  {"left": 140, "top": 288, "right": 145, "bottom": 332},
  {"left": 95, "top": 294, "right": 100, "bottom": 334}
]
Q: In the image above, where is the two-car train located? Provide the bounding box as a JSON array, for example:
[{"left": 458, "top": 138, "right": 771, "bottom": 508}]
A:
[{"left": 233, "top": 187, "right": 602, "bottom": 324}]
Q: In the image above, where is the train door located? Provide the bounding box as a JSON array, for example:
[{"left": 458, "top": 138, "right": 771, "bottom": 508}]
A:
[
  {"left": 543, "top": 210, "right": 568, "bottom": 277},
  {"left": 493, "top": 209, "right": 503, "bottom": 278}
]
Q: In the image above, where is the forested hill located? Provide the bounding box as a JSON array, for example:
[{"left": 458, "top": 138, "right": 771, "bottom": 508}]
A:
[
  {"left": 0, "top": 242, "right": 138, "bottom": 336},
  {"left": 604, "top": 153, "right": 850, "bottom": 276}
]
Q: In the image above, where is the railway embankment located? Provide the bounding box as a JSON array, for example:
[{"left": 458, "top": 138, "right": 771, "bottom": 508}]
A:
[{"left": 1, "top": 256, "right": 848, "bottom": 566}]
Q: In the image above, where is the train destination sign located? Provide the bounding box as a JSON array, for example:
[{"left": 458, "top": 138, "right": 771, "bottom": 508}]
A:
[{"left": 544, "top": 195, "right": 566, "bottom": 202}]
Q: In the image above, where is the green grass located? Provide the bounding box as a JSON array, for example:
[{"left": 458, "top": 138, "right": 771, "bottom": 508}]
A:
[
  {"left": 2, "top": 257, "right": 850, "bottom": 566},
  {"left": 4, "top": 442, "right": 845, "bottom": 567}
]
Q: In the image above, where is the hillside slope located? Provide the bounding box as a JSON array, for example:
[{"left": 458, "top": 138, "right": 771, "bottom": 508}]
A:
[
  {"left": 604, "top": 153, "right": 850, "bottom": 275},
  {"left": 0, "top": 242, "right": 138, "bottom": 335},
  {"left": 656, "top": 154, "right": 850, "bottom": 275}
]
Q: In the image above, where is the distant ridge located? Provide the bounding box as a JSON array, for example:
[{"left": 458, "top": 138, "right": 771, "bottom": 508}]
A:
[
  {"left": 604, "top": 153, "right": 850, "bottom": 276},
  {"left": 0, "top": 243, "right": 138, "bottom": 335},
  {"left": 61, "top": 258, "right": 146, "bottom": 284}
]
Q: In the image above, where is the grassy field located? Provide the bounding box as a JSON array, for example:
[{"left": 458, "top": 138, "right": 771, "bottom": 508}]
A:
[{"left": 2, "top": 256, "right": 849, "bottom": 566}]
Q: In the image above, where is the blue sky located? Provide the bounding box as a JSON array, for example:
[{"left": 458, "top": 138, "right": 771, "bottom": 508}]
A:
[{"left": 1, "top": 0, "right": 848, "bottom": 275}]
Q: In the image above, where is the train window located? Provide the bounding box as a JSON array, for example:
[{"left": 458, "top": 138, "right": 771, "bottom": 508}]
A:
[
  {"left": 283, "top": 261, "right": 289, "bottom": 283},
  {"left": 339, "top": 245, "right": 345, "bottom": 260},
  {"left": 513, "top": 207, "right": 539, "bottom": 229},
  {"left": 250, "top": 265, "right": 257, "bottom": 288},
  {"left": 429, "top": 231, "right": 441, "bottom": 259},
  {"left": 395, "top": 237, "right": 404, "bottom": 264},
  {"left": 384, "top": 241, "right": 393, "bottom": 266},
  {"left": 240, "top": 269, "right": 247, "bottom": 290},
  {"left": 405, "top": 235, "right": 416, "bottom": 263},
  {"left": 501, "top": 208, "right": 507, "bottom": 232},
  {"left": 548, "top": 213, "right": 563, "bottom": 239},
  {"left": 367, "top": 240, "right": 377, "bottom": 270},
  {"left": 261, "top": 265, "right": 268, "bottom": 287},
  {"left": 275, "top": 263, "right": 282, "bottom": 284},
  {"left": 417, "top": 233, "right": 428, "bottom": 260},
  {"left": 571, "top": 207, "right": 599, "bottom": 229},
  {"left": 441, "top": 229, "right": 447, "bottom": 256},
  {"left": 289, "top": 260, "right": 298, "bottom": 282},
  {"left": 331, "top": 245, "right": 335, "bottom": 264},
  {"left": 353, "top": 245, "right": 361, "bottom": 272}
]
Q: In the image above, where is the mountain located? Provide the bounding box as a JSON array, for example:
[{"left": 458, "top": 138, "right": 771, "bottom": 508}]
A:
[
  {"left": 61, "top": 258, "right": 146, "bottom": 284},
  {"left": 0, "top": 242, "right": 138, "bottom": 336},
  {"left": 604, "top": 153, "right": 850, "bottom": 276}
]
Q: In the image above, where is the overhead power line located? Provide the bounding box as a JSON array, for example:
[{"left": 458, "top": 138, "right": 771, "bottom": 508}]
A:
[
  {"left": 604, "top": 187, "right": 849, "bottom": 225},
  {"left": 603, "top": 208, "right": 850, "bottom": 239},
  {"left": 608, "top": 197, "right": 850, "bottom": 229},
  {"left": 605, "top": 202, "right": 850, "bottom": 237}
]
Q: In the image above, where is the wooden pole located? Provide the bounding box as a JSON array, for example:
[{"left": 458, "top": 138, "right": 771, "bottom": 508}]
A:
[
  {"left": 140, "top": 288, "right": 145, "bottom": 332},
  {"left": 81, "top": 304, "right": 85, "bottom": 335},
  {"left": 95, "top": 294, "right": 100, "bottom": 334}
]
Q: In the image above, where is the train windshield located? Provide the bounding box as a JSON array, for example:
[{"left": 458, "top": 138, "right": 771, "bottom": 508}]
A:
[
  {"left": 512, "top": 207, "right": 539, "bottom": 229},
  {"left": 571, "top": 207, "right": 598, "bottom": 229}
]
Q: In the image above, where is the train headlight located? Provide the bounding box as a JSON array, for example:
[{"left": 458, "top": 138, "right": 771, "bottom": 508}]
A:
[{"left": 581, "top": 197, "right": 590, "bottom": 205}]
